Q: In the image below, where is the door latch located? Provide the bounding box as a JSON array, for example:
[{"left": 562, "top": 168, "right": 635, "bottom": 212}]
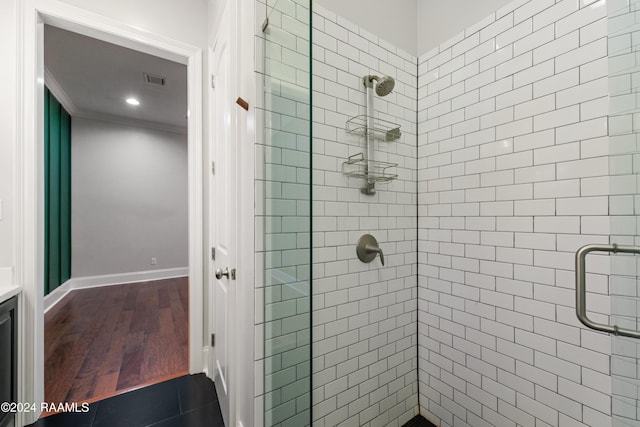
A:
[{"left": 215, "top": 267, "right": 236, "bottom": 280}]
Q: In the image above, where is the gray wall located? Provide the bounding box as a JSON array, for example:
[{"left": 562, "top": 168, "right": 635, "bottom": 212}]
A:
[{"left": 71, "top": 117, "right": 188, "bottom": 277}]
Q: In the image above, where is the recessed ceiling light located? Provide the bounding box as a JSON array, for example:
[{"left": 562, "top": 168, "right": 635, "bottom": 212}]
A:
[{"left": 126, "top": 97, "right": 140, "bottom": 106}]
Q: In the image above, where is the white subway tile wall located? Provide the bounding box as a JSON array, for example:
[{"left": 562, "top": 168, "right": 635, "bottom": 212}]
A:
[
  {"left": 310, "top": 5, "right": 419, "bottom": 427},
  {"left": 607, "top": 0, "right": 640, "bottom": 425},
  {"left": 418, "top": 0, "right": 614, "bottom": 426}
]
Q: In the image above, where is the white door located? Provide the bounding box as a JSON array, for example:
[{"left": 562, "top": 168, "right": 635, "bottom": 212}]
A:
[{"left": 210, "top": 4, "right": 236, "bottom": 426}]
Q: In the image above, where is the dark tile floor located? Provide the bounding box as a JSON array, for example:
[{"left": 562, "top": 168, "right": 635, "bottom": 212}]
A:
[
  {"left": 28, "top": 374, "right": 224, "bottom": 427},
  {"left": 29, "top": 375, "right": 435, "bottom": 427},
  {"left": 402, "top": 415, "right": 437, "bottom": 427}
]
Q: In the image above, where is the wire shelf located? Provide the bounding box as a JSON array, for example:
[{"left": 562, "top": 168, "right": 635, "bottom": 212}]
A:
[
  {"left": 345, "top": 115, "right": 402, "bottom": 142},
  {"left": 342, "top": 153, "right": 398, "bottom": 183}
]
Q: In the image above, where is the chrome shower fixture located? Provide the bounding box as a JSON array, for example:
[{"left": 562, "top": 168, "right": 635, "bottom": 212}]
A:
[
  {"left": 363, "top": 75, "right": 395, "bottom": 96},
  {"left": 356, "top": 74, "right": 399, "bottom": 195}
]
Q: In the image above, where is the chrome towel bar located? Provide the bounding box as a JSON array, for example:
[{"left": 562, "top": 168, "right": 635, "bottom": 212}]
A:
[{"left": 575, "top": 244, "right": 640, "bottom": 339}]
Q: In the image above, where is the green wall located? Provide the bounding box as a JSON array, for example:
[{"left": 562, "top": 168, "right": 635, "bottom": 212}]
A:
[{"left": 44, "top": 87, "right": 71, "bottom": 295}]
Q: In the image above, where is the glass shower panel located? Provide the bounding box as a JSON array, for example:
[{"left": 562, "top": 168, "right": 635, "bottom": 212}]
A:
[
  {"left": 608, "top": 0, "right": 640, "bottom": 424},
  {"left": 260, "top": 1, "right": 312, "bottom": 426}
]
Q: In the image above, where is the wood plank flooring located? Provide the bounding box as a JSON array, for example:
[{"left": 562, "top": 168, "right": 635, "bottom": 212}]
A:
[{"left": 44, "top": 278, "right": 189, "bottom": 406}]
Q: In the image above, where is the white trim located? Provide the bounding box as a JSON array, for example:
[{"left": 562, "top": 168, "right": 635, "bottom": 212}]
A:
[
  {"left": 43, "top": 267, "right": 189, "bottom": 312},
  {"left": 202, "top": 346, "right": 211, "bottom": 377},
  {"left": 235, "top": 1, "right": 256, "bottom": 426},
  {"left": 34, "top": 1, "right": 194, "bottom": 64},
  {"left": 15, "top": 5, "right": 44, "bottom": 425},
  {"left": 17, "top": 1, "right": 205, "bottom": 423},
  {"left": 42, "top": 286, "right": 70, "bottom": 314},
  {"left": 43, "top": 66, "right": 77, "bottom": 114},
  {"left": 186, "top": 49, "right": 204, "bottom": 376}
]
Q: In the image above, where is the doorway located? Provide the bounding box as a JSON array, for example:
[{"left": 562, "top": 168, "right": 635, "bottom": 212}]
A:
[
  {"left": 15, "top": 5, "right": 205, "bottom": 425},
  {"left": 41, "top": 25, "right": 190, "bottom": 407}
]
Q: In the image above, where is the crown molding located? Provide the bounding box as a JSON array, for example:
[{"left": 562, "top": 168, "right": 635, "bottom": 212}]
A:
[{"left": 44, "top": 66, "right": 78, "bottom": 114}]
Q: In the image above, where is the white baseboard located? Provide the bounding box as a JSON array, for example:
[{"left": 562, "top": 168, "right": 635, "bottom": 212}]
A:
[
  {"left": 0, "top": 267, "right": 13, "bottom": 286},
  {"left": 44, "top": 267, "right": 188, "bottom": 313},
  {"left": 43, "top": 286, "right": 72, "bottom": 313}
]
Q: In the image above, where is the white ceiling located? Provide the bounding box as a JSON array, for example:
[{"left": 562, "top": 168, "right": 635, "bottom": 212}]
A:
[
  {"left": 44, "top": 25, "right": 188, "bottom": 131},
  {"left": 313, "top": 0, "right": 516, "bottom": 57},
  {"left": 314, "top": 0, "right": 419, "bottom": 55},
  {"left": 417, "top": 0, "right": 515, "bottom": 55}
]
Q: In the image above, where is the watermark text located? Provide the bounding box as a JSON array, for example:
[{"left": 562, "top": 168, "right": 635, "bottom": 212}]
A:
[{"left": 1, "top": 402, "right": 90, "bottom": 413}]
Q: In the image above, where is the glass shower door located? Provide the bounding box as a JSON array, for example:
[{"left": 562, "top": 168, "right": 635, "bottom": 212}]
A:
[
  {"left": 258, "top": 0, "right": 312, "bottom": 426},
  {"left": 608, "top": 0, "right": 640, "bottom": 424}
]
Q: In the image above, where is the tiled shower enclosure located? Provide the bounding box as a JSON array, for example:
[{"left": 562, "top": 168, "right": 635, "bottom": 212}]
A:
[{"left": 255, "top": 0, "right": 640, "bottom": 426}]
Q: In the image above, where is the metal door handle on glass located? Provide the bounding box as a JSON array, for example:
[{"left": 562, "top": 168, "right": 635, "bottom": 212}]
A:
[{"left": 575, "top": 243, "right": 640, "bottom": 339}]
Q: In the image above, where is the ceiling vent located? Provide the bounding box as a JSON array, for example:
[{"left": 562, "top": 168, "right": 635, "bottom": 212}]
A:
[{"left": 143, "top": 72, "right": 166, "bottom": 86}]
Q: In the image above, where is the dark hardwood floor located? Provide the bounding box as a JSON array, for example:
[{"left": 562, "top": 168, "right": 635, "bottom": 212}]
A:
[
  {"left": 28, "top": 374, "right": 224, "bottom": 427},
  {"left": 45, "top": 278, "right": 189, "bottom": 407}
]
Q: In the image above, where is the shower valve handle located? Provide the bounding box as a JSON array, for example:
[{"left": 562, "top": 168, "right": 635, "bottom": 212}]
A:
[
  {"left": 356, "top": 234, "right": 385, "bottom": 266},
  {"left": 366, "top": 245, "right": 384, "bottom": 266}
]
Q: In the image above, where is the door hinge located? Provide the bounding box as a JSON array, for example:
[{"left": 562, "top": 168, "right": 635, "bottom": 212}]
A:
[
  {"left": 211, "top": 74, "right": 215, "bottom": 89},
  {"left": 211, "top": 247, "right": 216, "bottom": 260},
  {"left": 211, "top": 333, "right": 215, "bottom": 347},
  {"left": 230, "top": 268, "right": 236, "bottom": 280},
  {"left": 211, "top": 161, "right": 215, "bottom": 175}
]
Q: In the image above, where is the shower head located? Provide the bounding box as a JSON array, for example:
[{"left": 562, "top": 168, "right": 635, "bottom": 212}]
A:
[
  {"left": 364, "top": 75, "right": 395, "bottom": 96},
  {"left": 375, "top": 76, "right": 395, "bottom": 96}
]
